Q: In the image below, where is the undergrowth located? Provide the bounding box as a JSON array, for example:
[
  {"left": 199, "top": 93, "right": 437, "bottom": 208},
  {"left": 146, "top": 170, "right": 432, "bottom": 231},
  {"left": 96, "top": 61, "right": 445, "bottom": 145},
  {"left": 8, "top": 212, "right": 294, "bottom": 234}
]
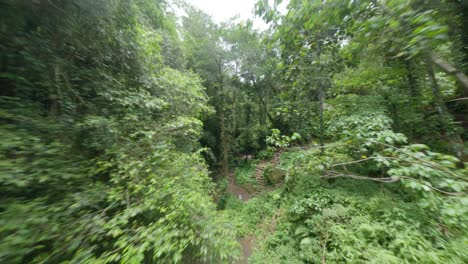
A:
[
  {"left": 222, "top": 95, "right": 466, "bottom": 263},
  {"left": 249, "top": 174, "right": 467, "bottom": 263},
  {"left": 220, "top": 193, "right": 279, "bottom": 238},
  {"left": 235, "top": 161, "right": 257, "bottom": 187},
  {"left": 224, "top": 144, "right": 467, "bottom": 264}
]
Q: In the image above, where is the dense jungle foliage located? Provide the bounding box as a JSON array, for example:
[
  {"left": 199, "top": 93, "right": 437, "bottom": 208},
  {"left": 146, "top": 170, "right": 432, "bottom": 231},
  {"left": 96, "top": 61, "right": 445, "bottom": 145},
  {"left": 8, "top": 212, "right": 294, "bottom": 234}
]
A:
[{"left": 0, "top": 0, "right": 467, "bottom": 263}]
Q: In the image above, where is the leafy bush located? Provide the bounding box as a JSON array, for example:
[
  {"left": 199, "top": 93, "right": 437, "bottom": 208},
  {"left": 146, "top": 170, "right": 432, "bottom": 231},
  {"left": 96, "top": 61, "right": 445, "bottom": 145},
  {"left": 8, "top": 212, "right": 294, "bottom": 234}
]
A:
[{"left": 266, "top": 129, "right": 301, "bottom": 148}]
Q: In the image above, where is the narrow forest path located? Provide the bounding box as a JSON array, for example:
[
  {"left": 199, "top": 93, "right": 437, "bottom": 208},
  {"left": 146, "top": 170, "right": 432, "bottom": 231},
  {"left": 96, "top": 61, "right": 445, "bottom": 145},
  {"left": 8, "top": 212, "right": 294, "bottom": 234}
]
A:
[
  {"left": 225, "top": 150, "right": 284, "bottom": 263},
  {"left": 227, "top": 172, "right": 252, "bottom": 202},
  {"left": 226, "top": 172, "right": 253, "bottom": 263}
]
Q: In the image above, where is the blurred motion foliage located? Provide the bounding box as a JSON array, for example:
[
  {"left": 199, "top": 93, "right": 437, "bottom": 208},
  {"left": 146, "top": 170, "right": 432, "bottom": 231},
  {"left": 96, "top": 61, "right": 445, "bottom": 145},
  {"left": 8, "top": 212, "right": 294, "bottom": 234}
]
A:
[
  {"left": 1, "top": 0, "right": 468, "bottom": 263},
  {"left": 0, "top": 0, "right": 237, "bottom": 263}
]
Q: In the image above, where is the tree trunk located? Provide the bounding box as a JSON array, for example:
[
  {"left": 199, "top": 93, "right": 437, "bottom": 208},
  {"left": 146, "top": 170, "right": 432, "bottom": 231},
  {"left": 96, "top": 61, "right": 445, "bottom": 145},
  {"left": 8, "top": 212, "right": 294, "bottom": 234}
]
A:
[
  {"left": 405, "top": 60, "right": 419, "bottom": 98},
  {"left": 220, "top": 107, "right": 229, "bottom": 177},
  {"left": 318, "top": 83, "right": 325, "bottom": 155},
  {"left": 217, "top": 59, "right": 229, "bottom": 177},
  {"left": 427, "top": 59, "right": 464, "bottom": 159},
  {"left": 426, "top": 59, "right": 449, "bottom": 119},
  {"left": 404, "top": 60, "right": 419, "bottom": 138},
  {"left": 49, "top": 63, "right": 61, "bottom": 117}
]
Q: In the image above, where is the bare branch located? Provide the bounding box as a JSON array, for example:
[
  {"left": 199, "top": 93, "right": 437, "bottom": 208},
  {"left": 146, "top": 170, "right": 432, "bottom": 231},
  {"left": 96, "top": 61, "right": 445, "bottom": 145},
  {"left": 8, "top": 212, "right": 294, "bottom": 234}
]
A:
[
  {"left": 331, "top": 157, "right": 376, "bottom": 167},
  {"left": 430, "top": 53, "right": 468, "bottom": 93},
  {"left": 324, "top": 171, "right": 398, "bottom": 183},
  {"left": 369, "top": 140, "right": 466, "bottom": 181},
  {"left": 447, "top": 97, "right": 468, "bottom": 102},
  {"left": 398, "top": 176, "right": 464, "bottom": 196},
  {"left": 323, "top": 171, "right": 464, "bottom": 196}
]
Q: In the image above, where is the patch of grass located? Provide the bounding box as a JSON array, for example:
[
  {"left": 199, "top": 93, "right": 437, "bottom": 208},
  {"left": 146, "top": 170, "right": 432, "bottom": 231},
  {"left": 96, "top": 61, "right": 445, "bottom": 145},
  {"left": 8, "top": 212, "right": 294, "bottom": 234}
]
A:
[
  {"left": 235, "top": 161, "right": 257, "bottom": 187},
  {"left": 220, "top": 192, "right": 279, "bottom": 237}
]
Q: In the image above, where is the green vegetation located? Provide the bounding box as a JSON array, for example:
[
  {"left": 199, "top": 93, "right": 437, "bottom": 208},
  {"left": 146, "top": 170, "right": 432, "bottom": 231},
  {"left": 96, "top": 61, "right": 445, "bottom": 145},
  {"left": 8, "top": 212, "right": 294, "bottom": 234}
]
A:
[
  {"left": 237, "top": 119, "right": 468, "bottom": 263},
  {"left": 1, "top": 0, "right": 467, "bottom": 263},
  {"left": 235, "top": 161, "right": 257, "bottom": 187},
  {"left": 0, "top": 1, "right": 236, "bottom": 263}
]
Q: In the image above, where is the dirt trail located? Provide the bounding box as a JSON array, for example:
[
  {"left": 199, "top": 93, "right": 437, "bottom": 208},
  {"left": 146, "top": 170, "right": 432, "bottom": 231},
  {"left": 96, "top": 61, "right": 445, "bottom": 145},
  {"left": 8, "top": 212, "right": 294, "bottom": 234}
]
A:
[
  {"left": 226, "top": 151, "right": 284, "bottom": 263},
  {"left": 237, "top": 236, "right": 253, "bottom": 264},
  {"left": 226, "top": 172, "right": 253, "bottom": 263},
  {"left": 226, "top": 173, "right": 251, "bottom": 202}
]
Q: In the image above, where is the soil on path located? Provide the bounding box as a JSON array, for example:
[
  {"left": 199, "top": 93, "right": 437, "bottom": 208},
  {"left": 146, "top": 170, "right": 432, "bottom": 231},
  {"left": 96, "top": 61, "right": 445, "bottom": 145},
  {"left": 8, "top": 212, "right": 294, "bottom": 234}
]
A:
[
  {"left": 226, "top": 173, "right": 252, "bottom": 202},
  {"left": 238, "top": 236, "right": 253, "bottom": 264},
  {"left": 226, "top": 172, "right": 253, "bottom": 263}
]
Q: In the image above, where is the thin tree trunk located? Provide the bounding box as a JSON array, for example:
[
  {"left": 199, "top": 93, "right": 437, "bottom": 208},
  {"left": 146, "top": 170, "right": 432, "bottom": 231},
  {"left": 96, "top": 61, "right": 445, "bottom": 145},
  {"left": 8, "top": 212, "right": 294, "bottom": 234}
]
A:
[
  {"left": 220, "top": 108, "right": 229, "bottom": 177},
  {"left": 318, "top": 83, "right": 325, "bottom": 155},
  {"left": 391, "top": 102, "right": 400, "bottom": 132},
  {"left": 405, "top": 60, "right": 419, "bottom": 98},
  {"left": 427, "top": 59, "right": 464, "bottom": 159},
  {"left": 217, "top": 58, "right": 229, "bottom": 177},
  {"left": 49, "top": 63, "right": 61, "bottom": 117},
  {"left": 426, "top": 59, "right": 449, "bottom": 119},
  {"left": 404, "top": 60, "right": 418, "bottom": 138}
]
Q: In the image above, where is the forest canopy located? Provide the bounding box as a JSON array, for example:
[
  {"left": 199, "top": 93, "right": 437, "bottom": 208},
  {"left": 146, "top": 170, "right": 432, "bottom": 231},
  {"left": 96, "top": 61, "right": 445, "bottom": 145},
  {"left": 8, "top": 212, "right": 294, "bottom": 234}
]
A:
[{"left": 0, "top": 0, "right": 467, "bottom": 263}]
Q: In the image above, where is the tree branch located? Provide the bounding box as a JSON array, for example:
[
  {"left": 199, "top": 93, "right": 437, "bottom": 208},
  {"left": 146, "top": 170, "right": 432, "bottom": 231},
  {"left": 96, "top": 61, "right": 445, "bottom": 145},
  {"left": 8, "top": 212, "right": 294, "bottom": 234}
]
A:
[
  {"left": 323, "top": 171, "right": 464, "bottom": 196},
  {"left": 430, "top": 53, "right": 468, "bottom": 93},
  {"left": 447, "top": 97, "right": 468, "bottom": 102},
  {"left": 331, "top": 157, "right": 376, "bottom": 167},
  {"left": 369, "top": 140, "right": 466, "bottom": 181}
]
